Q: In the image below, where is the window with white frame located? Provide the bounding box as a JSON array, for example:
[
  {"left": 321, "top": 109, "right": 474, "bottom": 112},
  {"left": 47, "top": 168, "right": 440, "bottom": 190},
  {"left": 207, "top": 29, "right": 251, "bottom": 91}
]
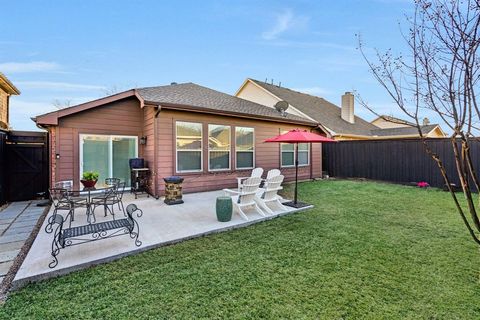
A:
[
  {"left": 281, "top": 142, "right": 310, "bottom": 167},
  {"left": 176, "top": 121, "right": 202, "bottom": 172},
  {"left": 235, "top": 127, "right": 254, "bottom": 169},
  {"left": 297, "top": 143, "right": 310, "bottom": 165},
  {"left": 281, "top": 143, "right": 295, "bottom": 167},
  {"left": 208, "top": 124, "right": 231, "bottom": 171}
]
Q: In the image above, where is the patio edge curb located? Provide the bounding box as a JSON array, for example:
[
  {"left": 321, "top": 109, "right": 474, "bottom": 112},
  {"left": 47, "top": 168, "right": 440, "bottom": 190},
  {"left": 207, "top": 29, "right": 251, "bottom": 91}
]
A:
[{"left": 10, "top": 205, "right": 313, "bottom": 291}]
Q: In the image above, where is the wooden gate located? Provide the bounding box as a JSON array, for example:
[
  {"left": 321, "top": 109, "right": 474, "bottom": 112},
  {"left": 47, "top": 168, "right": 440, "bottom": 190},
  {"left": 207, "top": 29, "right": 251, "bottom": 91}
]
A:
[
  {"left": 6, "top": 131, "right": 49, "bottom": 201},
  {"left": 0, "top": 131, "right": 6, "bottom": 205}
]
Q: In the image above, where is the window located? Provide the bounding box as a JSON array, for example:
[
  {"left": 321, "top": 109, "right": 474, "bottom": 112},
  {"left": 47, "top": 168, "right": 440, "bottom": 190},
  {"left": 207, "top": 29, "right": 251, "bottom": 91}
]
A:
[
  {"left": 176, "top": 121, "right": 202, "bottom": 172},
  {"left": 80, "top": 134, "right": 138, "bottom": 187},
  {"left": 281, "top": 143, "right": 295, "bottom": 167},
  {"left": 235, "top": 127, "right": 254, "bottom": 169},
  {"left": 208, "top": 124, "right": 231, "bottom": 171},
  {"left": 281, "top": 142, "right": 310, "bottom": 167},
  {"left": 298, "top": 143, "right": 310, "bottom": 166}
]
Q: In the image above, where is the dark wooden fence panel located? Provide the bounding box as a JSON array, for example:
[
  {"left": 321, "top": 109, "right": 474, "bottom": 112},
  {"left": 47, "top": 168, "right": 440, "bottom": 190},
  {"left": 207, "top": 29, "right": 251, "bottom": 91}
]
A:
[
  {"left": 6, "top": 131, "right": 49, "bottom": 202},
  {"left": 0, "top": 131, "right": 7, "bottom": 205},
  {"left": 322, "top": 138, "right": 472, "bottom": 188}
]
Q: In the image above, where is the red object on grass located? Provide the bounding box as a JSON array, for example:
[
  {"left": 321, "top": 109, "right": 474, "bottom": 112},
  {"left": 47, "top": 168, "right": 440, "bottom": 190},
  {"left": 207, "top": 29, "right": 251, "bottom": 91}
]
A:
[{"left": 264, "top": 129, "right": 337, "bottom": 208}]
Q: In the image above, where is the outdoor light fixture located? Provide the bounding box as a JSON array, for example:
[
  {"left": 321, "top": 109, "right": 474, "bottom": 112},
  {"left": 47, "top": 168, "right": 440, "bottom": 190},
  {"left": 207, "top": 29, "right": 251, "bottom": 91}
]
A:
[
  {"left": 140, "top": 136, "right": 147, "bottom": 145},
  {"left": 55, "top": 153, "right": 60, "bottom": 159}
]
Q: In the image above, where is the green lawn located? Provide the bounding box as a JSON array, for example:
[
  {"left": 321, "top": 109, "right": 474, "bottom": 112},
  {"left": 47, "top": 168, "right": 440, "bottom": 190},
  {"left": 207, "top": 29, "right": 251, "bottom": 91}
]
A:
[{"left": 1, "top": 180, "right": 480, "bottom": 319}]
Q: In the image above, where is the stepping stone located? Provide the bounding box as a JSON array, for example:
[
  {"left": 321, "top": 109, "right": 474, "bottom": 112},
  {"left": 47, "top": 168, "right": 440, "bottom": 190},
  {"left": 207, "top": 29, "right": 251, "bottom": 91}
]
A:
[
  {"left": 0, "top": 233, "right": 30, "bottom": 244},
  {"left": 0, "top": 218, "right": 15, "bottom": 225},
  {"left": 0, "top": 261, "right": 13, "bottom": 276},
  {"left": 0, "top": 211, "right": 22, "bottom": 219},
  {"left": 0, "top": 249, "right": 20, "bottom": 263},
  {"left": 0, "top": 241, "right": 24, "bottom": 252},
  {"left": 11, "top": 220, "right": 38, "bottom": 228},
  {"left": 3, "top": 226, "right": 34, "bottom": 236}
]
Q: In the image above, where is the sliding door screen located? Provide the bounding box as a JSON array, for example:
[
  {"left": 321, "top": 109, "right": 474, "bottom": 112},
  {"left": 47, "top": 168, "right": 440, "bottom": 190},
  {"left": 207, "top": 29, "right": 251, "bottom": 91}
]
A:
[{"left": 80, "top": 134, "right": 138, "bottom": 187}]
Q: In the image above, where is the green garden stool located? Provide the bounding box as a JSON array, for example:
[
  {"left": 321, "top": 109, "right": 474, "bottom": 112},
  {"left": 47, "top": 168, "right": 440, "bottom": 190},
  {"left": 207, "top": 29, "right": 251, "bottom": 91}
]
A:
[{"left": 216, "top": 196, "right": 233, "bottom": 222}]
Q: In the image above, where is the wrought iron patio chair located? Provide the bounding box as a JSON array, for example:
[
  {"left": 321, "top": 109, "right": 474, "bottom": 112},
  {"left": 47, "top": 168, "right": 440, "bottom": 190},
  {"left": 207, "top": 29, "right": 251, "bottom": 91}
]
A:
[
  {"left": 237, "top": 167, "right": 264, "bottom": 190},
  {"left": 224, "top": 177, "right": 264, "bottom": 220},
  {"left": 90, "top": 187, "right": 116, "bottom": 218},
  {"left": 45, "top": 188, "right": 73, "bottom": 233},
  {"left": 105, "top": 177, "right": 121, "bottom": 187},
  {"left": 108, "top": 182, "right": 126, "bottom": 216},
  {"left": 255, "top": 174, "right": 287, "bottom": 215},
  {"left": 54, "top": 180, "right": 73, "bottom": 191}
]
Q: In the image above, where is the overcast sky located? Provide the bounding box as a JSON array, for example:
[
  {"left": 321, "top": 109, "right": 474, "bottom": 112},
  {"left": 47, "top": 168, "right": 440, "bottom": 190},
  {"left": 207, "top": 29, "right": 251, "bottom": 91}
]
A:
[{"left": 2, "top": 0, "right": 419, "bottom": 131}]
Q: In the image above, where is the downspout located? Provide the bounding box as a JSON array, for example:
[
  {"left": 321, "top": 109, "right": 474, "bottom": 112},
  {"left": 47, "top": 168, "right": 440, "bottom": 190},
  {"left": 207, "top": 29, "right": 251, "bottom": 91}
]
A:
[{"left": 153, "top": 105, "right": 162, "bottom": 198}]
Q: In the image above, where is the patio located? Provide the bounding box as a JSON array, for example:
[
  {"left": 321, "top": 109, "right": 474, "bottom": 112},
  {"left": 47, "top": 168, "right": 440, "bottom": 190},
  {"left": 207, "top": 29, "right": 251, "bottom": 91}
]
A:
[{"left": 12, "top": 190, "right": 311, "bottom": 289}]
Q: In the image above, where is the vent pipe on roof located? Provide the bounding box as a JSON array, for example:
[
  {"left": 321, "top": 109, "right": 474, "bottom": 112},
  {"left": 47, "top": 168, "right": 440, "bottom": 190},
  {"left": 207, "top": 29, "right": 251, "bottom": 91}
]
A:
[{"left": 341, "top": 92, "right": 355, "bottom": 124}]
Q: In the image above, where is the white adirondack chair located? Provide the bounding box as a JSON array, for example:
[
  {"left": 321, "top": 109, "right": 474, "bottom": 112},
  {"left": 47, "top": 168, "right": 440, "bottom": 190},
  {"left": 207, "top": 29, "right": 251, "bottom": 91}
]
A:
[
  {"left": 265, "top": 169, "right": 282, "bottom": 199},
  {"left": 224, "top": 177, "right": 265, "bottom": 220},
  {"left": 255, "top": 174, "right": 288, "bottom": 214},
  {"left": 266, "top": 169, "right": 281, "bottom": 180},
  {"left": 237, "top": 167, "right": 264, "bottom": 190}
]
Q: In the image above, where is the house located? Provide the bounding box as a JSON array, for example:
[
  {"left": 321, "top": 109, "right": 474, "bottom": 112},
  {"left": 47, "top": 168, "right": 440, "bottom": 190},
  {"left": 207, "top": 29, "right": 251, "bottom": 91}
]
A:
[
  {"left": 235, "top": 78, "right": 446, "bottom": 140},
  {"left": 371, "top": 115, "right": 446, "bottom": 138},
  {"left": 0, "top": 72, "right": 21, "bottom": 131},
  {"left": 34, "top": 82, "right": 325, "bottom": 196}
]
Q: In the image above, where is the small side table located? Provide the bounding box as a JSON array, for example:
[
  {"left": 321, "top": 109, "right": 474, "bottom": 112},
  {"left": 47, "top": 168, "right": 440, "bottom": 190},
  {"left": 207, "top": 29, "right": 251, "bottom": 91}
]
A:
[{"left": 216, "top": 196, "right": 232, "bottom": 222}]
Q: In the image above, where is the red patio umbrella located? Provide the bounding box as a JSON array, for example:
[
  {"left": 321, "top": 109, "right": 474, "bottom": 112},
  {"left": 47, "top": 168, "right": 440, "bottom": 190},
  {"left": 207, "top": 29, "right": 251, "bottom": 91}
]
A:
[{"left": 265, "top": 129, "right": 337, "bottom": 208}]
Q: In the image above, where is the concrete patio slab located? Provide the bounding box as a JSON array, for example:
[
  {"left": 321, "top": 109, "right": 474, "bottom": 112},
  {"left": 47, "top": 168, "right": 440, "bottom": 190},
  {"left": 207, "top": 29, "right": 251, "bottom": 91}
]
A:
[{"left": 13, "top": 190, "right": 312, "bottom": 289}]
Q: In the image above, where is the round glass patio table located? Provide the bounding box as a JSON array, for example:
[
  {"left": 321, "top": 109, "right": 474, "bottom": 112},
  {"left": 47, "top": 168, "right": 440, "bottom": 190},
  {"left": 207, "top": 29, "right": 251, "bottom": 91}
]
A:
[{"left": 67, "top": 186, "right": 114, "bottom": 224}]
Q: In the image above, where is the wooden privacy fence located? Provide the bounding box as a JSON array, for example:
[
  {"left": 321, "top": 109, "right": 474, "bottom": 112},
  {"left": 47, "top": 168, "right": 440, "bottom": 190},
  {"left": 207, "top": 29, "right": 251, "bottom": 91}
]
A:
[
  {"left": 0, "top": 131, "right": 6, "bottom": 205},
  {"left": 0, "top": 131, "right": 49, "bottom": 204},
  {"left": 322, "top": 138, "right": 475, "bottom": 188}
]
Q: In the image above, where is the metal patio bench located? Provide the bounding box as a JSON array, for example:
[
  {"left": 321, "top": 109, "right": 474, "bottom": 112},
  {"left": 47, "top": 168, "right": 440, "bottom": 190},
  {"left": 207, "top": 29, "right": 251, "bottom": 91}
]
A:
[{"left": 49, "top": 204, "right": 143, "bottom": 268}]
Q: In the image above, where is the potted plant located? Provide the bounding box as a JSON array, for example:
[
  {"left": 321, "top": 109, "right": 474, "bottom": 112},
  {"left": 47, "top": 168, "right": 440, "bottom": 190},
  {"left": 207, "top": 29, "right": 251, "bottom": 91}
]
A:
[{"left": 81, "top": 171, "right": 99, "bottom": 188}]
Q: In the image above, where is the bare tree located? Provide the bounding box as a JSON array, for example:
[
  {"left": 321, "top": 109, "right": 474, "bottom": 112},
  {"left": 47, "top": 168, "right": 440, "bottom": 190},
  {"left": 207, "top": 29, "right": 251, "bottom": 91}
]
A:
[
  {"left": 358, "top": 0, "right": 480, "bottom": 245},
  {"left": 52, "top": 99, "right": 72, "bottom": 110},
  {"left": 102, "top": 83, "right": 138, "bottom": 96}
]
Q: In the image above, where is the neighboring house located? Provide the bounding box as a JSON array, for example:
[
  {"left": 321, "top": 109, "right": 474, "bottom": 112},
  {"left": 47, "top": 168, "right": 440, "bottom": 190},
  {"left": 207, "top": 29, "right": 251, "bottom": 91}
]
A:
[
  {"left": 0, "top": 72, "right": 21, "bottom": 131},
  {"left": 235, "top": 78, "right": 446, "bottom": 140},
  {"left": 34, "top": 82, "right": 325, "bottom": 196},
  {"left": 371, "top": 115, "right": 446, "bottom": 138}
]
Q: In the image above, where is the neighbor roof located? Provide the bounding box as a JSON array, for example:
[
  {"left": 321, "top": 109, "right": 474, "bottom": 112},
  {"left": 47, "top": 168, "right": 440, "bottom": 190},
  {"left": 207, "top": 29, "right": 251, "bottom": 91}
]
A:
[
  {"left": 372, "top": 115, "right": 416, "bottom": 126},
  {"left": 370, "top": 124, "right": 439, "bottom": 137},
  {"left": 136, "top": 83, "right": 315, "bottom": 125},
  {"left": 249, "top": 79, "right": 378, "bottom": 136},
  {"left": 35, "top": 82, "right": 317, "bottom": 126},
  {"left": 0, "top": 72, "right": 20, "bottom": 95}
]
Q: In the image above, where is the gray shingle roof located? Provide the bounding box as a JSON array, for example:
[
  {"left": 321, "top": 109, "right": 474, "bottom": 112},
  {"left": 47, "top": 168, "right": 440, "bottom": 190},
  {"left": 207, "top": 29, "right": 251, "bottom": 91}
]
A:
[
  {"left": 250, "top": 79, "right": 441, "bottom": 137},
  {"left": 137, "top": 83, "right": 316, "bottom": 125},
  {"left": 371, "top": 124, "right": 438, "bottom": 137},
  {"left": 250, "top": 79, "right": 378, "bottom": 136}
]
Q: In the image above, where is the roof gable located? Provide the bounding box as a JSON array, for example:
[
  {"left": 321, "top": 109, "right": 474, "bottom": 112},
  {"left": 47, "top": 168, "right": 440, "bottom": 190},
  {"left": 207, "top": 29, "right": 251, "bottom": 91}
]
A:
[{"left": 35, "top": 82, "right": 318, "bottom": 127}]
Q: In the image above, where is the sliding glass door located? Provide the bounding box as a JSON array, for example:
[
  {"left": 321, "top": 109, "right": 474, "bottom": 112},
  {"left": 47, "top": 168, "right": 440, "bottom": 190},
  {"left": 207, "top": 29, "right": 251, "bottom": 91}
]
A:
[{"left": 80, "top": 134, "right": 138, "bottom": 187}]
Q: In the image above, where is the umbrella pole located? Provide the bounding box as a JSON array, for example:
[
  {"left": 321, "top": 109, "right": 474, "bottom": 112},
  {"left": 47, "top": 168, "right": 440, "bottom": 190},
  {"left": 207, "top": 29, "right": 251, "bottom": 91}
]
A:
[{"left": 294, "top": 142, "right": 298, "bottom": 204}]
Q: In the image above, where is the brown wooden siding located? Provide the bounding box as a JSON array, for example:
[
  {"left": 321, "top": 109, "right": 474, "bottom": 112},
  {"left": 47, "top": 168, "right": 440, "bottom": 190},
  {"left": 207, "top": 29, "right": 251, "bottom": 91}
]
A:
[
  {"left": 0, "top": 90, "right": 8, "bottom": 129},
  {"left": 54, "top": 97, "right": 143, "bottom": 187},
  {"left": 142, "top": 105, "right": 156, "bottom": 193},
  {"left": 52, "top": 98, "right": 322, "bottom": 194},
  {"left": 155, "top": 109, "right": 322, "bottom": 195}
]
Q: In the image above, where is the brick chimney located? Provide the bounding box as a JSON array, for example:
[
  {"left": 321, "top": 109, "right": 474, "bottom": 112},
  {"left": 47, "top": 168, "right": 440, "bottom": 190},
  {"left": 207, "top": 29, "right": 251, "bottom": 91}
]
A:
[{"left": 341, "top": 92, "right": 355, "bottom": 124}]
